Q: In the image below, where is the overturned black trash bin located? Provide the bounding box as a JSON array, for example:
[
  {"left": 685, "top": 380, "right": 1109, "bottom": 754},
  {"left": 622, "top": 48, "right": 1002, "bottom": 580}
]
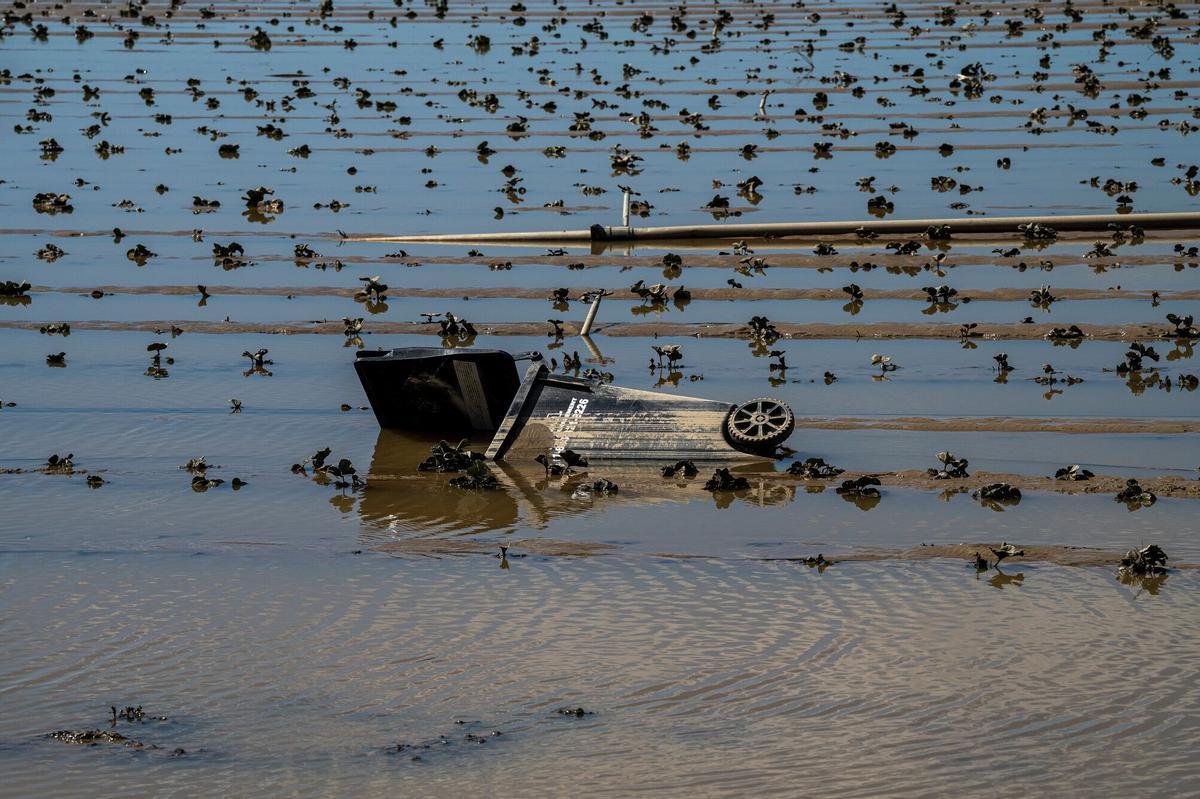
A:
[{"left": 355, "top": 348, "right": 793, "bottom": 461}]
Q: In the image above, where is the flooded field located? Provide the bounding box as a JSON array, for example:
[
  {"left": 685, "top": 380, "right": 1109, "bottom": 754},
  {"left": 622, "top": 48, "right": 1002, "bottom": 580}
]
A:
[{"left": 3, "top": 0, "right": 1200, "bottom": 795}]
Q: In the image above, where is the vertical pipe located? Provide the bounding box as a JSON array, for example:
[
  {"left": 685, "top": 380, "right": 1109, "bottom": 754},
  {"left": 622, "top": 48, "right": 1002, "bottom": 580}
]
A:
[
  {"left": 580, "top": 292, "right": 603, "bottom": 336},
  {"left": 622, "top": 190, "right": 630, "bottom": 227}
]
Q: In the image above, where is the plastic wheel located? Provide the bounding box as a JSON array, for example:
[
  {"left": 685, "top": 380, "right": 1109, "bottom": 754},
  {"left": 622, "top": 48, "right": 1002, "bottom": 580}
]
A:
[{"left": 726, "top": 397, "right": 794, "bottom": 452}]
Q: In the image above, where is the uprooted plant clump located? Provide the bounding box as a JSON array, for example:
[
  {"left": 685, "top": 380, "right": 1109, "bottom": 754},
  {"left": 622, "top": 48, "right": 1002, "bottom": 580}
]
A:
[
  {"left": 703, "top": 468, "right": 750, "bottom": 492},
  {"left": 449, "top": 462, "right": 501, "bottom": 491},
  {"left": 1118, "top": 544, "right": 1169, "bottom": 577},
  {"left": 835, "top": 475, "right": 883, "bottom": 509},
  {"left": 414, "top": 440, "right": 500, "bottom": 489},
  {"left": 1115, "top": 479, "right": 1156, "bottom": 508},
  {"left": 974, "top": 482, "right": 1022, "bottom": 509},
  {"left": 418, "top": 439, "right": 483, "bottom": 473},
  {"left": 786, "top": 457, "right": 844, "bottom": 478},
  {"left": 47, "top": 705, "right": 183, "bottom": 757},
  {"left": 660, "top": 460, "right": 699, "bottom": 478},
  {"left": 928, "top": 451, "right": 968, "bottom": 479},
  {"left": 1055, "top": 464, "right": 1095, "bottom": 481},
  {"left": 292, "top": 447, "right": 364, "bottom": 490}
]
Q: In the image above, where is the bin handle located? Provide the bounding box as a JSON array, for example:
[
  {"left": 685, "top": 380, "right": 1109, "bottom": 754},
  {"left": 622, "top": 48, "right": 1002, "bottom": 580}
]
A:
[{"left": 512, "top": 351, "right": 544, "bottom": 362}]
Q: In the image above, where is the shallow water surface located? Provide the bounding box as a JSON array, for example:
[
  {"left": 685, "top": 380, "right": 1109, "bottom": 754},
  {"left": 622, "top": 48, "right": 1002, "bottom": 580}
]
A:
[
  {"left": 3, "top": 0, "right": 1200, "bottom": 795},
  {"left": 3, "top": 552, "right": 1199, "bottom": 798}
]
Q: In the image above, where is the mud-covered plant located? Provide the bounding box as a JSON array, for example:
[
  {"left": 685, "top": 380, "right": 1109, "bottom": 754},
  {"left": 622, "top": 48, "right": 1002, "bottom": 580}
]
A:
[
  {"left": 1118, "top": 544, "right": 1168, "bottom": 576},
  {"left": 922, "top": 285, "right": 957, "bottom": 303},
  {"left": 787, "top": 457, "right": 844, "bottom": 478},
  {"left": 1046, "top": 325, "right": 1085, "bottom": 341},
  {"left": 747, "top": 315, "right": 780, "bottom": 343},
  {"left": 449, "top": 460, "right": 500, "bottom": 490},
  {"left": 929, "top": 451, "right": 969, "bottom": 479},
  {"left": 650, "top": 344, "right": 683, "bottom": 369},
  {"left": 438, "top": 313, "right": 477, "bottom": 343},
  {"left": 1117, "top": 342, "right": 1159, "bottom": 373},
  {"left": 1018, "top": 222, "right": 1058, "bottom": 242},
  {"left": 975, "top": 482, "right": 1021, "bottom": 503},
  {"left": 703, "top": 468, "right": 750, "bottom": 492},
  {"left": 0, "top": 280, "right": 32, "bottom": 296},
  {"left": 355, "top": 275, "right": 388, "bottom": 303},
  {"left": 1166, "top": 313, "right": 1198, "bottom": 339},
  {"left": 46, "top": 453, "right": 74, "bottom": 472},
  {"left": 661, "top": 460, "right": 699, "bottom": 478},
  {"left": 631, "top": 280, "right": 669, "bottom": 303},
  {"left": 836, "top": 476, "right": 881, "bottom": 497},
  {"left": 1115, "top": 479, "right": 1156, "bottom": 508},
  {"left": 871, "top": 353, "right": 898, "bottom": 373},
  {"left": 1055, "top": 464, "right": 1095, "bottom": 481},
  {"left": 418, "top": 439, "right": 482, "bottom": 473},
  {"left": 1029, "top": 285, "right": 1057, "bottom": 307}
]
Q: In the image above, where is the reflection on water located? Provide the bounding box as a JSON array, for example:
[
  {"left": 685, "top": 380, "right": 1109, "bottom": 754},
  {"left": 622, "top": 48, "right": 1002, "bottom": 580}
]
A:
[
  {"left": 361, "top": 431, "right": 797, "bottom": 538},
  {"left": 988, "top": 570, "right": 1026, "bottom": 590},
  {"left": 2, "top": 552, "right": 1198, "bottom": 798},
  {"left": 7, "top": 0, "right": 1200, "bottom": 791}
]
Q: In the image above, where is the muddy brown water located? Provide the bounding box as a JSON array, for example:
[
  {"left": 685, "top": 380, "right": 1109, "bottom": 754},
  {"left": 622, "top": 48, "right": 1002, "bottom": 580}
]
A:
[{"left": 3, "top": 0, "right": 1200, "bottom": 795}]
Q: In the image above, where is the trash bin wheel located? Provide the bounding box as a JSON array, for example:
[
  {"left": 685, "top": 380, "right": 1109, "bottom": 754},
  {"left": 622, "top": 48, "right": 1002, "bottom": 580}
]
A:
[{"left": 726, "top": 397, "right": 794, "bottom": 451}]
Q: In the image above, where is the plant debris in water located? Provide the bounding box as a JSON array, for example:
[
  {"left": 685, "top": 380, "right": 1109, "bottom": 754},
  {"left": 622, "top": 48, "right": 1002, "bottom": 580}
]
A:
[
  {"left": 836, "top": 476, "right": 882, "bottom": 498},
  {"left": 660, "top": 460, "right": 699, "bottom": 478},
  {"left": 703, "top": 468, "right": 750, "bottom": 492},
  {"left": 556, "top": 707, "right": 594, "bottom": 718},
  {"left": 974, "top": 483, "right": 1022, "bottom": 507},
  {"left": 1115, "top": 479, "right": 1156, "bottom": 508},
  {"left": 928, "top": 451, "right": 969, "bottom": 479},
  {"left": 1055, "top": 464, "right": 1095, "bottom": 481},
  {"left": 449, "top": 462, "right": 500, "bottom": 491},
  {"left": 419, "top": 439, "right": 484, "bottom": 472},
  {"left": 1118, "top": 544, "right": 1168, "bottom": 577},
  {"left": 787, "top": 457, "right": 844, "bottom": 478}
]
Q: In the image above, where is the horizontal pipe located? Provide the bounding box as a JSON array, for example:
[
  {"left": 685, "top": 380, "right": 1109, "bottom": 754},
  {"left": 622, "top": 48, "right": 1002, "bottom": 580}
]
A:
[{"left": 348, "top": 211, "right": 1200, "bottom": 245}]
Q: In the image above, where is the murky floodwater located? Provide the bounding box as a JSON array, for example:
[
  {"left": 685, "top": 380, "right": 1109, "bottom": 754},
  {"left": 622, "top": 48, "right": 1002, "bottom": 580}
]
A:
[{"left": 3, "top": 0, "right": 1200, "bottom": 795}]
